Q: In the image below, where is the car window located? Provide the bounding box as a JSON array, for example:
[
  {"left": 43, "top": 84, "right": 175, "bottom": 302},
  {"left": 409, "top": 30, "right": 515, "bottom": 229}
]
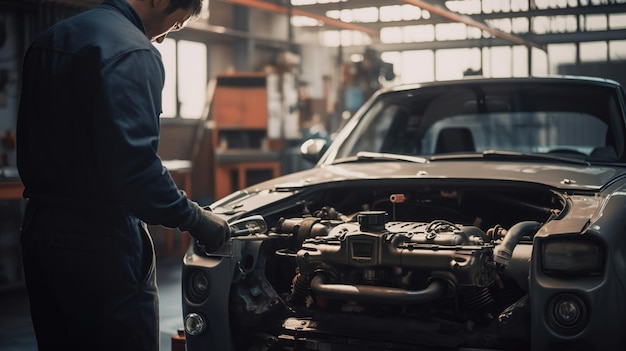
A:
[
  {"left": 423, "top": 112, "right": 608, "bottom": 156},
  {"left": 350, "top": 104, "right": 400, "bottom": 154},
  {"left": 332, "top": 81, "right": 623, "bottom": 162}
]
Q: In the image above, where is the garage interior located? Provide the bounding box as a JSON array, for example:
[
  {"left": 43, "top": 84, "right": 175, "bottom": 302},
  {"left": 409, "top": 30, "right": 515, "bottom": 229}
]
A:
[{"left": 1, "top": 0, "right": 625, "bottom": 350}]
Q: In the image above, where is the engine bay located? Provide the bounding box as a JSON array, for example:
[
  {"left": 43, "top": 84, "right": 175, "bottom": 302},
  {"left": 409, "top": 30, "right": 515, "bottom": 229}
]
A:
[{"left": 226, "top": 183, "right": 565, "bottom": 350}]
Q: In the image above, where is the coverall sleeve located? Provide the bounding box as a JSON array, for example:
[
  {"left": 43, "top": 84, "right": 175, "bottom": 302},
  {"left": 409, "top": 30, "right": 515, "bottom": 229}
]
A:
[{"left": 93, "top": 48, "right": 195, "bottom": 228}]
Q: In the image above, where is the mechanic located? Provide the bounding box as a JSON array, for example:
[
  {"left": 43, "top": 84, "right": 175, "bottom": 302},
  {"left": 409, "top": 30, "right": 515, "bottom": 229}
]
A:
[{"left": 16, "top": 0, "right": 227, "bottom": 350}]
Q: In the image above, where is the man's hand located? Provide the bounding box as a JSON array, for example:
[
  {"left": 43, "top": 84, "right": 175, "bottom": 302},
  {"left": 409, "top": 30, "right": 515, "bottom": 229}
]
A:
[{"left": 181, "top": 203, "right": 230, "bottom": 252}]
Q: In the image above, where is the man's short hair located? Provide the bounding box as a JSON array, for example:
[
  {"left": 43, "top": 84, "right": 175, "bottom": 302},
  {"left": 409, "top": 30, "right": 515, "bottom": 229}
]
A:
[{"left": 166, "top": 0, "right": 202, "bottom": 16}]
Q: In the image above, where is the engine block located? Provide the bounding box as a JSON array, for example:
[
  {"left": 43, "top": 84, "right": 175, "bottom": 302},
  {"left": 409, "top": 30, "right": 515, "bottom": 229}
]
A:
[{"left": 296, "top": 211, "right": 496, "bottom": 288}]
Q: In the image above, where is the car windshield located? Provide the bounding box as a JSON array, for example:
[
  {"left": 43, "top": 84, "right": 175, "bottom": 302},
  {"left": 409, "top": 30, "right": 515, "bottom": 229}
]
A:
[{"left": 330, "top": 79, "right": 625, "bottom": 163}]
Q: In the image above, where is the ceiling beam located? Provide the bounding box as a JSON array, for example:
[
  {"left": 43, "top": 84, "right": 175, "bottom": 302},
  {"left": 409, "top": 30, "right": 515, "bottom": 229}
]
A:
[
  {"left": 295, "top": 0, "right": 404, "bottom": 13},
  {"left": 295, "top": 0, "right": 624, "bottom": 17},
  {"left": 399, "top": 0, "right": 545, "bottom": 50},
  {"left": 223, "top": 0, "right": 379, "bottom": 36},
  {"left": 225, "top": 0, "right": 544, "bottom": 50},
  {"left": 295, "top": 4, "right": 626, "bottom": 30},
  {"left": 343, "top": 28, "right": 626, "bottom": 53}
]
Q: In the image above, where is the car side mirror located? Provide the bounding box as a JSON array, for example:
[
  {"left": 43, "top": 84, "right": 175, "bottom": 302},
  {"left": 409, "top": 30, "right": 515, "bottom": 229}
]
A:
[{"left": 300, "top": 138, "right": 328, "bottom": 164}]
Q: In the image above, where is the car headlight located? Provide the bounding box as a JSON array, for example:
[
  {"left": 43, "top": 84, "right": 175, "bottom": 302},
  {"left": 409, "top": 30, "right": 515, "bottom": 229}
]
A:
[
  {"left": 542, "top": 239, "right": 604, "bottom": 276},
  {"left": 185, "top": 312, "right": 207, "bottom": 336},
  {"left": 186, "top": 270, "right": 210, "bottom": 303},
  {"left": 547, "top": 293, "right": 587, "bottom": 334}
]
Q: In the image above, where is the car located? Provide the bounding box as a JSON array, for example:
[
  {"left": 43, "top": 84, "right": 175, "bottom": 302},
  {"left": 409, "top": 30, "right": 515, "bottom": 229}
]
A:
[{"left": 180, "top": 75, "right": 626, "bottom": 351}]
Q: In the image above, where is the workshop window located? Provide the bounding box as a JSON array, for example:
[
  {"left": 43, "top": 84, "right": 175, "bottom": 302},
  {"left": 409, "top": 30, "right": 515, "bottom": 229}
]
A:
[
  {"left": 609, "top": 40, "right": 626, "bottom": 60},
  {"left": 155, "top": 38, "right": 208, "bottom": 119}
]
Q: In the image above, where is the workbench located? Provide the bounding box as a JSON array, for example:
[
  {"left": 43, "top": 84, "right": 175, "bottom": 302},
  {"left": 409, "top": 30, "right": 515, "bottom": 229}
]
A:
[
  {"left": 0, "top": 167, "right": 23, "bottom": 200},
  {"left": 0, "top": 180, "right": 23, "bottom": 200},
  {"left": 0, "top": 167, "right": 24, "bottom": 290},
  {"left": 214, "top": 149, "right": 281, "bottom": 200}
]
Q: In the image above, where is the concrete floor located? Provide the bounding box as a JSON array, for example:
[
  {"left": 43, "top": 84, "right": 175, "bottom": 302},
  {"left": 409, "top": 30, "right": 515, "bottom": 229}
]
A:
[{"left": 0, "top": 256, "right": 185, "bottom": 351}]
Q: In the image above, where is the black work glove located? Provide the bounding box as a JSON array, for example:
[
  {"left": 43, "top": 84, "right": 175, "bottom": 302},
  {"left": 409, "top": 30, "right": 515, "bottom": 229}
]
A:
[{"left": 180, "top": 202, "right": 230, "bottom": 252}]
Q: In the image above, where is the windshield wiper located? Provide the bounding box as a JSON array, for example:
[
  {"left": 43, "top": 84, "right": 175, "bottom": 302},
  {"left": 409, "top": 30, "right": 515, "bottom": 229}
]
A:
[
  {"left": 334, "top": 151, "right": 429, "bottom": 164},
  {"left": 481, "top": 150, "right": 590, "bottom": 165},
  {"left": 357, "top": 151, "right": 429, "bottom": 164}
]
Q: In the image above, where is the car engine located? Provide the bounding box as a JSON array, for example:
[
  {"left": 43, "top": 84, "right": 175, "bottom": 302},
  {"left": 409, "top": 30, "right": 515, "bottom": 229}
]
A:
[{"left": 227, "top": 189, "right": 547, "bottom": 350}]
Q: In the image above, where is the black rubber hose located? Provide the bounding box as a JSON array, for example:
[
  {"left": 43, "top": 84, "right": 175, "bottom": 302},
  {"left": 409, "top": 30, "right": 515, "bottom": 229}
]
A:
[{"left": 493, "top": 221, "right": 541, "bottom": 268}]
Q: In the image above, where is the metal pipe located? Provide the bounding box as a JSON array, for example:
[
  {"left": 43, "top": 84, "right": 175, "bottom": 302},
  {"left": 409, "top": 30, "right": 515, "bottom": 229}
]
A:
[
  {"left": 224, "top": 0, "right": 378, "bottom": 36},
  {"left": 310, "top": 275, "right": 447, "bottom": 304}
]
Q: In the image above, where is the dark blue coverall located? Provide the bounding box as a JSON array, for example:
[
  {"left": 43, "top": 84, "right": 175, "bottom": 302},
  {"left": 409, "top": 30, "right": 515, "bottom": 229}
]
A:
[{"left": 16, "top": 0, "right": 199, "bottom": 350}]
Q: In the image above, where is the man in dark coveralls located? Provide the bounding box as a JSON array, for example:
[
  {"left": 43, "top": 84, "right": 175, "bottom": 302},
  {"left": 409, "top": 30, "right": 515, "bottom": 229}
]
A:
[{"left": 16, "top": 0, "right": 228, "bottom": 350}]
